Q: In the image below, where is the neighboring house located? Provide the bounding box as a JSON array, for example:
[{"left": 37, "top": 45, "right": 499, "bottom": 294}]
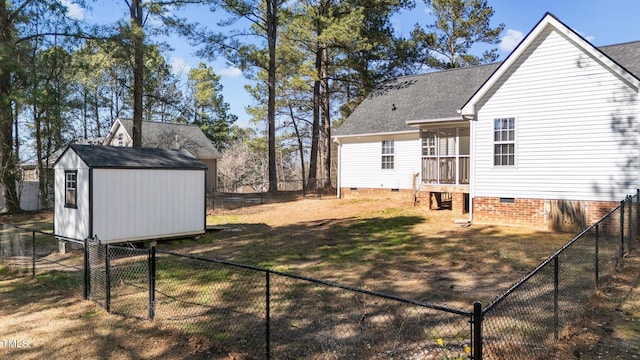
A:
[
  {"left": 333, "top": 13, "right": 640, "bottom": 230},
  {"left": 103, "top": 119, "right": 220, "bottom": 192},
  {"left": 54, "top": 144, "right": 207, "bottom": 243}
]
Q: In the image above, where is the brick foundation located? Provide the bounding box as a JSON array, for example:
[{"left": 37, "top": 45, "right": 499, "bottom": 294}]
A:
[
  {"left": 473, "top": 197, "right": 546, "bottom": 228},
  {"left": 473, "top": 197, "right": 619, "bottom": 230}
]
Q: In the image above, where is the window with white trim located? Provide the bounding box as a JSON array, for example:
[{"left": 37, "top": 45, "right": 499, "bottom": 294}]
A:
[
  {"left": 381, "top": 140, "right": 394, "bottom": 169},
  {"left": 117, "top": 133, "right": 124, "bottom": 146},
  {"left": 494, "top": 118, "right": 515, "bottom": 166},
  {"left": 65, "top": 170, "right": 77, "bottom": 208}
]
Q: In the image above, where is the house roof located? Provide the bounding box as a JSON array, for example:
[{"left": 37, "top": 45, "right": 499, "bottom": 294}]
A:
[
  {"left": 58, "top": 144, "right": 208, "bottom": 170},
  {"left": 598, "top": 41, "right": 640, "bottom": 79},
  {"left": 335, "top": 13, "right": 640, "bottom": 138},
  {"left": 333, "top": 63, "right": 500, "bottom": 137},
  {"left": 105, "top": 119, "right": 221, "bottom": 160}
]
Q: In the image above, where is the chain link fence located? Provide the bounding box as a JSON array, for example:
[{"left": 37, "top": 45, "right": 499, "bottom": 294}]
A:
[
  {"left": 152, "top": 251, "right": 473, "bottom": 359},
  {"left": 0, "top": 224, "right": 85, "bottom": 297},
  {"left": 480, "top": 194, "right": 637, "bottom": 359},
  {"left": 210, "top": 179, "right": 337, "bottom": 210},
  {"left": 0, "top": 192, "right": 638, "bottom": 359}
]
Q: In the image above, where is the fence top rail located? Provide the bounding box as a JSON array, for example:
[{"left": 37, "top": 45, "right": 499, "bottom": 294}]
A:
[
  {"left": 157, "top": 249, "right": 472, "bottom": 316},
  {"left": 0, "top": 223, "right": 85, "bottom": 244},
  {"left": 483, "top": 202, "right": 623, "bottom": 315}
]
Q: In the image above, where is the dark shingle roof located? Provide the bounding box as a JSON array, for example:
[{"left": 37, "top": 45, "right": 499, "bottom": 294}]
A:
[
  {"left": 61, "top": 144, "right": 207, "bottom": 170},
  {"left": 334, "top": 41, "right": 640, "bottom": 138},
  {"left": 599, "top": 41, "right": 640, "bottom": 79},
  {"left": 115, "top": 119, "right": 220, "bottom": 159},
  {"left": 333, "top": 63, "right": 500, "bottom": 137}
]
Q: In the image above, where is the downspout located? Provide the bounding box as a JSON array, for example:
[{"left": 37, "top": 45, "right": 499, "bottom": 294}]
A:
[
  {"left": 334, "top": 137, "right": 341, "bottom": 199},
  {"left": 88, "top": 167, "right": 93, "bottom": 239},
  {"left": 467, "top": 115, "right": 476, "bottom": 223}
]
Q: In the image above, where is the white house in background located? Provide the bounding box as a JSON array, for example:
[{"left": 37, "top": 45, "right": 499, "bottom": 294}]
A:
[
  {"left": 54, "top": 144, "right": 207, "bottom": 243},
  {"left": 103, "top": 119, "right": 220, "bottom": 193},
  {"left": 333, "top": 13, "right": 640, "bottom": 230}
]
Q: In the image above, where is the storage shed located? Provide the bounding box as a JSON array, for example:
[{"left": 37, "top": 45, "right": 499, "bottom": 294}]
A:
[{"left": 53, "top": 144, "right": 207, "bottom": 243}]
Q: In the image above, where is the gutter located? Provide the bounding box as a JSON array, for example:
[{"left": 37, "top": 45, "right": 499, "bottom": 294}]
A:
[{"left": 334, "top": 137, "right": 341, "bottom": 199}]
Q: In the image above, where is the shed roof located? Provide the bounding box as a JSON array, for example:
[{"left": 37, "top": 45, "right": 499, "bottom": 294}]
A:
[
  {"left": 58, "top": 144, "right": 208, "bottom": 170},
  {"left": 107, "top": 119, "right": 221, "bottom": 159}
]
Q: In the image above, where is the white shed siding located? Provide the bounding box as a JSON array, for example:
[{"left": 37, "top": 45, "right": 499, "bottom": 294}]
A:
[
  {"left": 473, "top": 28, "right": 640, "bottom": 202},
  {"left": 53, "top": 151, "right": 90, "bottom": 240},
  {"left": 92, "top": 168, "right": 205, "bottom": 242},
  {"left": 339, "top": 133, "right": 421, "bottom": 189}
]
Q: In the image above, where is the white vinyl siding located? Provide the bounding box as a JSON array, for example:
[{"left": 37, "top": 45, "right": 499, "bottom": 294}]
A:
[
  {"left": 54, "top": 151, "right": 90, "bottom": 240},
  {"left": 340, "top": 133, "right": 421, "bottom": 189},
  {"left": 92, "top": 169, "right": 205, "bottom": 242},
  {"left": 473, "top": 28, "right": 639, "bottom": 202}
]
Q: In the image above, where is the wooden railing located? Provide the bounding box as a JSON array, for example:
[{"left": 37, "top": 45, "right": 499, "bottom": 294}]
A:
[{"left": 422, "top": 156, "right": 469, "bottom": 185}]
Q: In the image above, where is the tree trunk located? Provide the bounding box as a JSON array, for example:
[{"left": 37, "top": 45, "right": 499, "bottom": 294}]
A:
[
  {"left": 286, "top": 100, "right": 305, "bottom": 193},
  {"left": 131, "top": 0, "right": 144, "bottom": 147},
  {"left": 266, "top": 0, "right": 278, "bottom": 193},
  {"left": 0, "top": 2, "right": 18, "bottom": 213},
  {"left": 320, "top": 43, "right": 332, "bottom": 189},
  {"left": 308, "top": 44, "right": 321, "bottom": 190}
]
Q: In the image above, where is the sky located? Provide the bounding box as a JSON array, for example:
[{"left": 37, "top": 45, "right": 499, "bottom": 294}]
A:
[{"left": 70, "top": 0, "right": 640, "bottom": 128}]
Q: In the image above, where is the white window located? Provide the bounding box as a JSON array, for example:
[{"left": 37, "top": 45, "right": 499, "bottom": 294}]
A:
[
  {"left": 117, "top": 133, "right": 124, "bottom": 146},
  {"left": 494, "top": 118, "right": 515, "bottom": 166},
  {"left": 381, "top": 140, "right": 394, "bottom": 169},
  {"left": 65, "top": 171, "right": 77, "bottom": 208}
]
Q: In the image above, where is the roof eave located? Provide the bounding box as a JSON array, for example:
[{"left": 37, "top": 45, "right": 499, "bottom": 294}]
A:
[
  {"left": 405, "top": 116, "right": 466, "bottom": 126},
  {"left": 332, "top": 129, "right": 418, "bottom": 139}
]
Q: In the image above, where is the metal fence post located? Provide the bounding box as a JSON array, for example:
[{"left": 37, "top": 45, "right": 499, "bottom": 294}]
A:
[
  {"left": 472, "top": 301, "right": 482, "bottom": 360},
  {"left": 105, "top": 243, "right": 111, "bottom": 313},
  {"left": 84, "top": 238, "right": 89, "bottom": 300},
  {"left": 636, "top": 189, "right": 640, "bottom": 241},
  {"left": 554, "top": 256, "right": 559, "bottom": 340},
  {"left": 149, "top": 246, "right": 156, "bottom": 320},
  {"left": 265, "top": 271, "right": 271, "bottom": 360},
  {"left": 31, "top": 232, "right": 36, "bottom": 277},
  {"left": 628, "top": 195, "right": 633, "bottom": 252},
  {"left": 620, "top": 200, "right": 625, "bottom": 259},
  {"left": 595, "top": 224, "right": 600, "bottom": 289}
]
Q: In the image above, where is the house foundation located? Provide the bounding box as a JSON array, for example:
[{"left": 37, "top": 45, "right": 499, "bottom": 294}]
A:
[{"left": 473, "top": 197, "right": 619, "bottom": 231}]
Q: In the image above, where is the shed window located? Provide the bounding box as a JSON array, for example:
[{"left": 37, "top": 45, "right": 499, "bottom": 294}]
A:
[
  {"left": 494, "top": 118, "right": 515, "bottom": 166},
  {"left": 381, "top": 140, "right": 394, "bottom": 169},
  {"left": 65, "top": 171, "right": 77, "bottom": 208}
]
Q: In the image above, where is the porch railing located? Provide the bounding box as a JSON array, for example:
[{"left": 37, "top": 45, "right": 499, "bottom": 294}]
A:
[{"left": 422, "top": 156, "right": 469, "bottom": 185}]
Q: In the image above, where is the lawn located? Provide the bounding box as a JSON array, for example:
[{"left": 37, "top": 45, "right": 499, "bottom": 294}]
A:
[
  {"left": 0, "top": 196, "right": 594, "bottom": 359},
  {"left": 161, "top": 196, "right": 572, "bottom": 308}
]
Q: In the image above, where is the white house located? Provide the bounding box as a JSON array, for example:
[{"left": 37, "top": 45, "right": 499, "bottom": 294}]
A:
[
  {"left": 333, "top": 13, "right": 640, "bottom": 230},
  {"left": 103, "top": 119, "right": 220, "bottom": 193},
  {"left": 53, "top": 144, "right": 207, "bottom": 243}
]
